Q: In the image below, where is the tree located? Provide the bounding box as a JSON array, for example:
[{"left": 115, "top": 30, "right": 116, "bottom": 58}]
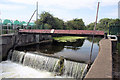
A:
[
  {"left": 37, "top": 11, "right": 55, "bottom": 29},
  {"left": 97, "top": 18, "right": 111, "bottom": 31},
  {"left": 108, "top": 19, "right": 120, "bottom": 35},
  {"left": 36, "top": 11, "right": 64, "bottom": 29},
  {"left": 66, "top": 18, "right": 85, "bottom": 30},
  {"left": 86, "top": 22, "right": 95, "bottom": 30},
  {"left": 109, "top": 18, "right": 120, "bottom": 26},
  {"left": 87, "top": 18, "right": 120, "bottom": 34},
  {"left": 54, "top": 17, "right": 64, "bottom": 29}
]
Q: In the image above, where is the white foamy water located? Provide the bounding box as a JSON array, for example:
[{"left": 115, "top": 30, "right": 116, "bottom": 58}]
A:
[{"left": 0, "top": 61, "right": 65, "bottom": 79}]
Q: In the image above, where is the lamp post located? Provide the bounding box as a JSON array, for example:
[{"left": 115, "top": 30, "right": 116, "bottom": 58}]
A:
[
  {"left": 36, "top": 1, "right": 38, "bottom": 29},
  {"left": 0, "top": 19, "right": 2, "bottom": 35},
  {"left": 118, "top": 1, "right": 120, "bottom": 19}
]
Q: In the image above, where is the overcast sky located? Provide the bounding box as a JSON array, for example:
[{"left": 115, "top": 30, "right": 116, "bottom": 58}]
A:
[{"left": 0, "top": 0, "right": 119, "bottom": 25}]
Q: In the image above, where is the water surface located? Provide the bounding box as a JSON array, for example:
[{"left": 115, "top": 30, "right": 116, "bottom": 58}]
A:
[
  {"left": 1, "top": 37, "right": 101, "bottom": 79},
  {"left": 15, "top": 37, "right": 101, "bottom": 63}
]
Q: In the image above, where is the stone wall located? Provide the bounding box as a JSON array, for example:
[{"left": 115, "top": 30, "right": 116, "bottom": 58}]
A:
[{"left": 0, "top": 33, "right": 52, "bottom": 61}]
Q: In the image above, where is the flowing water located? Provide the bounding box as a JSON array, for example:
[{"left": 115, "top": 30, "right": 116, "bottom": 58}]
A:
[
  {"left": 1, "top": 37, "right": 101, "bottom": 79},
  {"left": 0, "top": 61, "right": 59, "bottom": 79},
  {"left": 1, "top": 51, "right": 87, "bottom": 79}
]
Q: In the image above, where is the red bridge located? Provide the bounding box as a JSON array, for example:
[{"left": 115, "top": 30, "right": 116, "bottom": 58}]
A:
[{"left": 19, "top": 29, "right": 104, "bottom": 37}]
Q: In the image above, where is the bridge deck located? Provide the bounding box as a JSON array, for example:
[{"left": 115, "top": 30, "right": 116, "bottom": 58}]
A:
[{"left": 19, "top": 29, "right": 104, "bottom": 36}]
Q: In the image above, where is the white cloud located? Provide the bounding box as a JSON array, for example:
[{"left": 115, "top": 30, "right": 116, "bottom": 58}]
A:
[
  {"left": 0, "top": 3, "right": 26, "bottom": 10},
  {"left": 99, "top": 0, "right": 119, "bottom": 6},
  {"left": 7, "top": 0, "right": 96, "bottom": 9},
  {"left": 7, "top": 0, "right": 119, "bottom": 9},
  {"left": 1, "top": 0, "right": 119, "bottom": 24},
  {"left": 102, "top": 9, "right": 118, "bottom": 18}
]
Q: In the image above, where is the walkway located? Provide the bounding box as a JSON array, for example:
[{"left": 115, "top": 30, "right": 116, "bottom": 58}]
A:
[
  {"left": 19, "top": 29, "right": 104, "bottom": 36},
  {"left": 85, "top": 39, "right": 112, "bottom": 78}
]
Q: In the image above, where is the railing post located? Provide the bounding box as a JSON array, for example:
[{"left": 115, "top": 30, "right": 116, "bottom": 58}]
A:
[{"left": 7, "top": 24, "right": 8, "bottom": 34}]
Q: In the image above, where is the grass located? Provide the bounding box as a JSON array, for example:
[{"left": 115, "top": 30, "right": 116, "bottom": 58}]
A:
[{"left": 53, "top": 36, "right": 86, "bottom": 42}]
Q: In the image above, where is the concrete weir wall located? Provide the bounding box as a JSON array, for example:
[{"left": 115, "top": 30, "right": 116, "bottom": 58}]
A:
[
  {"left": 85, "top": 39, "right": 113, "bottom": 78},
  {"left": 0, "top": 33, "right": 52, "bottom": 61}
]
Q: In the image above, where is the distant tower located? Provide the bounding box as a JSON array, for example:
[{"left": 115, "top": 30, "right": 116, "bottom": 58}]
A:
[{"left": 118, "top": 1, "right": 120, "bottom": 19}]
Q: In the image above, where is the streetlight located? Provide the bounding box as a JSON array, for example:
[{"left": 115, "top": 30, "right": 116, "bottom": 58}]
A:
[{"left": 0, "top": 19, "right": 2, "bottom": 35}]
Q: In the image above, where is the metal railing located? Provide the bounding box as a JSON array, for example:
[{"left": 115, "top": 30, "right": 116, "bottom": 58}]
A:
[{"left": 0, "top": 25, "right": 17, "bottom": 35}]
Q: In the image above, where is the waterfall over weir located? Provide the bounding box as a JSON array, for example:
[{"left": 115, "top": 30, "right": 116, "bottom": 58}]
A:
[{"left": 8, "top": 50, "right": 87, "bottom": 79}]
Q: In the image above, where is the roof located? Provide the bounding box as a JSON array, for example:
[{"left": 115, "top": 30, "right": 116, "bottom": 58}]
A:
[
  {"left": 3, "top": 19, "right": 13, "bottom": 25},
  {"left": 23, "top": 22, "right": 36, "bottom": 26},
  {"left": 13, "top": 20, "right": 20, "bottom": 25}
]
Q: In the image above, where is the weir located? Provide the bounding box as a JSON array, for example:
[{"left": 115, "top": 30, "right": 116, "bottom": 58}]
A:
[
  {"left": 7, "top": 50, "right": 88, "bottom": 79},
  {"left": 1, "top": 33, "right": 52, "bottom": 61}
]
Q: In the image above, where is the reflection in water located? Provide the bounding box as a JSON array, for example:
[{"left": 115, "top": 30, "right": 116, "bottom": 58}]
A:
[
  {"left": 87, "top": 37, "right": 101, "bottom": 46},
  {"left": 16, "top": 41, "right": 64, "bottom": 54},
  {"left": 87, "top": 37, "right": 101, "bottom": 43},
  {"left": 15, "top": 38, "right": 100, "bottom": 63},
  {"left": 15, "top": 39, "right": 85, "bottom": 54},
  {"left": 54, "top": 40, "right": 99, "bottom": 63},
  {"left": 63, "top": 39, "right": 85, "bottom": 50}
]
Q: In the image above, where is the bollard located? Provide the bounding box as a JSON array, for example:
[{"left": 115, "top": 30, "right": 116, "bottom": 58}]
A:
[{"left": 104, "top": 32, "right": 108, "bottom": 39}]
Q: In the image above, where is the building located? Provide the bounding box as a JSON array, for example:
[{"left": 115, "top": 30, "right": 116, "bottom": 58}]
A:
[{"left": 118, "top": 1, "right": 120, "bottom": 19}]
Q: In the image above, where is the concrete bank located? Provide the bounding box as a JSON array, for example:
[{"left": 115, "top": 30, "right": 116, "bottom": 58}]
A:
[
  {"left": 85, "top": 39, "right": 112, "bottom": 78},
  {"left": 0, "top": 33, "right": 52, "bottom": 61}
]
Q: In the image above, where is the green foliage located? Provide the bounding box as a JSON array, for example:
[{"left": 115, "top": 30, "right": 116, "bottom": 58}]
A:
[
  {"left": 54, "top": 17, "right": 64, "bottom": 29},
  {"left": 36, "top": 11, "right": 64, "bottom": 29},
  {"left": 36, "top": 11, "right": 120, "bottom": 32},
  {"left": 44, "top": 23, "right": 52, "bottom": 29},
  {"left": 36, "top": 11, "right": 53, "bottom": 29},
  {"left": 86, "top": 18, "right": 120, "bottom": 34},
  {"left": 87, "top": 22, "right": 95, "bottom": 30},
  {"left": 65, "top": 18, "right": 85, "bottom": 30},
  {"left": 36, "top": 11, "right": 85, "bottom": 30},
  {"left": 97, "top": 18, "right": 111, "bottom": 31},
  {"left": 109, "top": 19, "right": 120, "bottom": 26}
]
